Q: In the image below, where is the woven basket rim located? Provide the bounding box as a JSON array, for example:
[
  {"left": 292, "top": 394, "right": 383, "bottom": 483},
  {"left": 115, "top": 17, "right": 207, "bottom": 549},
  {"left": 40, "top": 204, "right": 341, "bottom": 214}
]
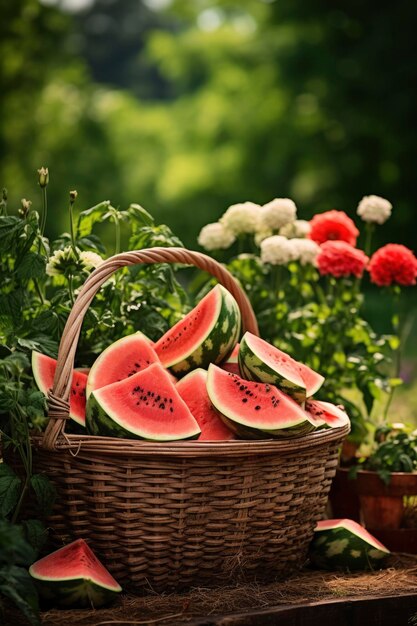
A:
[{"left": 32, "top": 423, "right": 349, "bottom": 458}]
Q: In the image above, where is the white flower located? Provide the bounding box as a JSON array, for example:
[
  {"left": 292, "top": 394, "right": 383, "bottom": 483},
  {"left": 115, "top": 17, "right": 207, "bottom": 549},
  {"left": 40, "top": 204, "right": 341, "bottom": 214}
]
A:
[
  {"left": 79, "top": 250, "right": 104, "bottom": 270},
  {"left": 254, "top": 228, "right": 273, "bottom": 246},
  {"left": 46, "top": 246, "right": 75, "bottom": 276},
  {"left": 280, "top": 219, "right": 311, "bottom": 239},
  {"left": 357, "top": 195, "right": 392, "bottom": 224},
  {"left": 260, "top": 198, "right": 297, "bottom": 231},
  {"left": 197, "top": 222, "right": 236, "bottom": 250},
  {"left": 288, "top": 238, "right": 320, "bottom": 266},
  {"left": 260, "top": 235, "right": 296, "bottom": 266},
  {"left": 220, "top": 201, "right": 261, "bottom": 235}
]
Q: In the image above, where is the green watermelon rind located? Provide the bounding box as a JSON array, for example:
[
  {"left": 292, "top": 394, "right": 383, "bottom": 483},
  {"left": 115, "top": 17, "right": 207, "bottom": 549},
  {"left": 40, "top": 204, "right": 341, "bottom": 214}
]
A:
[
  {"left": 30, "top": 576, "right": 120, "bottom": 608},
  {"left": 310, "top": 522, "right": 390, "bottom": 571},
  {"left": 238, "top": 334, "right": 307, "bottom": 404},
  {"left": 158, "top": 285, "right": 241, "bottom": 376},
  {"left": 86, "top": 391, "right": 200, "bottom": 441},
  {"left": 206, "top": 364, "right": 316, "bottom": 438}
]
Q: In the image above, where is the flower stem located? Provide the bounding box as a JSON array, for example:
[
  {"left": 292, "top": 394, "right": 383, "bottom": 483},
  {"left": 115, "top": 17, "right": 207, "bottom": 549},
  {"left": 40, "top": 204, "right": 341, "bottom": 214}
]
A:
[
  {"left": 114, "top": 214, "right": 121, "bottom": 256},
  {"left": 40, "top": 186, "right": 48, "bottom": 236},
  {"left": 364, "top": 222, "right": 374, "bottom": 256},
  {"left": 69, "top": 198, "right": 79, "bottom": 259}
]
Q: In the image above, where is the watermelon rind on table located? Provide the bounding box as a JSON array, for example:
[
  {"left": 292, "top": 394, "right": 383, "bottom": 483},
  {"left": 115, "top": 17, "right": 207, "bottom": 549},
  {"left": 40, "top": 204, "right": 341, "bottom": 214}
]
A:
[
  {"left": 206, "top": 364, "right": 316, "bottom": 439},
  {"left": 309, "top": 519, "right": 390, "bottom": 571},
  {"left": 238, "top": 332, "right": 324, "bottom": 404},
  {"left": 86, "top": 331, "right": 159, "bottom": 398},
  {"left": 176, "top": 368, "right": 235, "bottom": 441},
  {"left": 32, "top": 351, "right": 87, "bottom": 428},
  {"left": 29, "top": 538, "right": 121, "bottom": 608},
  {"left": 86, "top": 362, "right": 201, "bottom": 441},
  {"left": 154, "top": 284, "right": 241, "bottom": 377},
  {"left": 305, "top": 399, "right": 350, "bottom": 429}
]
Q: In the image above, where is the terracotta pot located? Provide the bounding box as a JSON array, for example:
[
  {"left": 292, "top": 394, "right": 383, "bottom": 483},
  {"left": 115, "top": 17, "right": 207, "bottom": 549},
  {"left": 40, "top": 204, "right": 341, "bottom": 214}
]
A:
[
  {"left": 329, "top": 467, "right": 361, "bottom": 522},
  {"left": 355, "top": 470, "right": 417, "bottom": 530}
]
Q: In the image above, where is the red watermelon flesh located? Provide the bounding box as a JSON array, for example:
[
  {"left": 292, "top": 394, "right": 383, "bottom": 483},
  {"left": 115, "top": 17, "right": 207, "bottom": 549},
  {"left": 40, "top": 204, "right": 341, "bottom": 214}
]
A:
[
  {"left": 29, "top": 539, "right": 121, "bottom": 590},
  {"left": 87, "top": 362, "right": 200, "bottom": 440},
  {"left": 176, "top": 369, "right": 235, "bottom": 441},
  {"left": 305, "top": 400, "right": 350, "bottom": 429},
  {"left": 86, "top": 332, "right": 159, "bottom": 398},
  {"left": 297, "top": 362, "right": 325, "bottom": 397},
  {"left": 207, "top": 364, "right": 314, "bottom": 435},
  {"left": 220, "top": 343, "right": 240, "bottom": 375},
  {"left": 32, "top": 352, "right": 87, "bottom": 427}
]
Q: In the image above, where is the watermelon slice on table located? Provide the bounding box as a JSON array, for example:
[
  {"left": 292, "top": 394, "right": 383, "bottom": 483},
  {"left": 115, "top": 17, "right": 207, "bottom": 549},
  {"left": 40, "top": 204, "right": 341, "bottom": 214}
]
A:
[
  {"left": 309, "top": 519, "right": 390, "bottom": 571},
  {"left": 154, "top": 284, "right": 241, "bottom": 376},
  {"left": 29, "top": 539, "right": 121, "bottom": 608},
  {"left": 86, "top": 362, "right": 200, "bottom": 441},
  {"left": 206, "top": 364, "right": 316, "bottom": 439},
  {"left": 86, "top": 331, "right": 159, "bottom": 398},
  {"left": 305, "top": 400, "right": 350, "bottom": 429},
  {"left": 239, "top": 332, "right": 324, "bottom": 404},
  {"left": 220, "top": 343, "right": 240, "bottom": 375},
  {"left": 176, "top": 369, "right": 235, "bottom": 441},
  {"left": 32, "top": 352, "right": 87, "bottom": 427}
]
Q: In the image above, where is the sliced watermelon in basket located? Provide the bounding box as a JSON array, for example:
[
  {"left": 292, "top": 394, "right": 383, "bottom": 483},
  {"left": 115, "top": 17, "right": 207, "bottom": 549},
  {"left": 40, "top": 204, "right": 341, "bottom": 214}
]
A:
[
  {"left": 176, "top": 369, "right": 235, "bottom": 440},
  {"left": 154, "top": 284, "right": 241, "bottom": 376},
  {"left": 86, "top": 362, "right": 200, "bottom": 441},
  {"left": 305, "top": 400, "right": 350, "bottom": 429},
  {"left": 29, "top": 538, "right": 122, "bottom": 608},
  {"left": 86, "top": 331, "right": 159, "bottom": 398},
  {"left": 32, "top": 352, "right": 87, "bottom": 427},
  {"left": 309, "top": 519, "right": 390, "bottom": 571},
  {"left": 206, "top": 364, "right": 316, "bottom": 439},
  {"left": 220, "top": 343, "right": 240, "bottom": 375},
  {"left": 239, "top": 332, "right": 324, "bottom": 404}
]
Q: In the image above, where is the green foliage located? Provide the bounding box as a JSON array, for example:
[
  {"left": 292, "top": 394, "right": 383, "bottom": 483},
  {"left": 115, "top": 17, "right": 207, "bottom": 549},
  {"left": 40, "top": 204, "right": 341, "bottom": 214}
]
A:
[{"left": 351, "top": 424, "right": 417, "bottom": 484}]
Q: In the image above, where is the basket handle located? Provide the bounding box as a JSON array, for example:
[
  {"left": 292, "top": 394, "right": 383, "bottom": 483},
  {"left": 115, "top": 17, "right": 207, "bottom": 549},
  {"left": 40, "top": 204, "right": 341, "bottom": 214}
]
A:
[{"left": 43, "top": 247, "right": 259, "bottom": 450}]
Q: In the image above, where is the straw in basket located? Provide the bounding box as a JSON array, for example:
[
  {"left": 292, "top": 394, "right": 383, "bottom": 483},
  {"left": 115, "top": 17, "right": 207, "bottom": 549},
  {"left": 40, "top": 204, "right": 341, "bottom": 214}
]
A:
[{"left": 31, "top": 247, "right": 349, "bottom": 592}]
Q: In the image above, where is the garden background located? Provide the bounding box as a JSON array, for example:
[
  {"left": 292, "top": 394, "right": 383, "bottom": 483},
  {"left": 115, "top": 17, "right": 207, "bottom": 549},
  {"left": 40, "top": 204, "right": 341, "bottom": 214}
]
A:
[{"left": 2, "top": 0, "right": 417, "bottom": 418}]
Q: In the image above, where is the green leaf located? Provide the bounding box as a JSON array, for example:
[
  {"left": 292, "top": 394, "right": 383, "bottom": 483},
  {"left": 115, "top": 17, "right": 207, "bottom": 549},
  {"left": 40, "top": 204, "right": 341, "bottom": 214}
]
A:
[
  {"left": 15, "top": 252, "right": 46, "bottom": 281},
  {"left": 0, "top": 217, "right": 24, "bottom": 251},
  {"left": 76, "top": 201, "right": 111, "bottom": 237},
  {"left": 21, "top": 520, "right": 47, "bottom": 556},
  {"left": 30, "top": 474, "right": 56, "bottom": 517},
  {"left": 128, "top": 203, "right": 155, "bottom": 226},
  {"left": 0, "top": 465, "right": 21, "bottom": 518},
  {"left": 0, "top": 566, "right": 40, "bottom": 625}
]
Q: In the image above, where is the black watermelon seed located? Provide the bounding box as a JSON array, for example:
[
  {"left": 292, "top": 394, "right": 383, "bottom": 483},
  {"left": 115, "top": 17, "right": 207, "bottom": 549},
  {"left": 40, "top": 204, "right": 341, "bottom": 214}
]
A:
[
  {"left": 159, "top": 403, "right": 165, "bottom": 410},
  {"left": 242, "top": 398, "right": 248, "bottom": 403},
  {"left": 255, "top": 406, "right": 261, "bottom": 411}
]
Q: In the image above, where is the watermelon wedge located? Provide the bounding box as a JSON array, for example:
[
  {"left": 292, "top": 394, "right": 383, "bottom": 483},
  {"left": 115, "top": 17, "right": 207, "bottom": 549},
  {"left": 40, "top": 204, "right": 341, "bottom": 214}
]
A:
[
  {"left": 220, "top": 343, "right": 240, "bottom": 375},
  {"left": 206, "top": 364, "right": 316, "bottom": 439},
  {"left": 86, "top": 332, "right": 159, "bottom": 398},
  {"left": 305, "top": 400, "right": 350, "bottom": 429},
  {"left": 32, "top": 352, "right": 87, "bottom": 427},
  {"left": 154, "top": 285, "right": 241, "bottom": 376},
  {"left": 176, "top": 369, "right": 235, "bottom": 440},
  {"left": 310, "top": 519, "right": 390, "bottom": 571},
  {"left": 86, "top": 362, "right": 201, "bottom": 441},
  {"left": 239, "top": 332, "right": 324, "bottom": 403},
  {"left": 29, "top": 539, "right": 121, "bottom": 608}
]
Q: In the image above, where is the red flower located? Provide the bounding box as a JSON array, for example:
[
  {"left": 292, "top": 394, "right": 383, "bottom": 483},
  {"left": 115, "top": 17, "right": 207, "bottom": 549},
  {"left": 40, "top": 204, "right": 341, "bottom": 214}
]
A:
[
  {"left": 309, "top": 210, "right": 359, "bottom": 246},
  {"left": 369, "top": 244, "right": 417, "bottom": 286},
  {"left": 317, "top": 241, "right": 369, "bottom": 278}
]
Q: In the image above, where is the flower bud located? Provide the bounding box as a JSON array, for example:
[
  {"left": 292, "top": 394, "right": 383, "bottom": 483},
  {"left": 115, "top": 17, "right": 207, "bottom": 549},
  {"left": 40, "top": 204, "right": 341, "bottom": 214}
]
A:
[
  {"left": 19, "top": 198, "right": 32, "bottom": 218},
  {"left": 37, "top": 167, "right": 49, "bottom": 188},
  {"left": 70, "top": 190, "right": 78, "bottom": 203}
]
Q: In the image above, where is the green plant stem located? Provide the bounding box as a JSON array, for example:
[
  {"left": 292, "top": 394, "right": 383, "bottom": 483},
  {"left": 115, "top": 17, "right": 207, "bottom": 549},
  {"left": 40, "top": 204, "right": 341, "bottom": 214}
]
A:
[
  {"left": 33, "top": 278, "right": 45, "bottom": 305},
  {"left": 40, "top": 187, "right": 47, "bottom": 237},
  {"left": 10, "top": 403, "right": 33, "bottom": 524},
  {"left": 114, "top": 214, "right": 121, "bottom": 256},
  {"left": 67, "top": 274, "right": 75, "bottom": 305},
  {"left": 272, "top": 265, "right": 282, "bottom": 296},
  {"left": 69, "top": 200, "right": 79, "bottom": 259}
]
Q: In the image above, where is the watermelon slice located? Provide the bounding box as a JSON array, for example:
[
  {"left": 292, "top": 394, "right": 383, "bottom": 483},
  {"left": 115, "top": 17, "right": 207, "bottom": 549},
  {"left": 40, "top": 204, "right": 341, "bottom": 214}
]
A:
[
  {"left": 220, "top": 343, "right": 240, "bottom": 375},
  {"left": 29, "top": 539, "right": 121, "bottom": 608},
  {"left": 305, "top": 400, "right": 350, "bottom": 429},
  {"left": 176, "top": 369, "right": 235, "bottom": 441},
  {"left": 239, "top": 332, "right": 324, "bottom": 403},
  {"left": 32, "top": 352, "right": 87, "bottom": 427},
  {"left": 86, "top": 332, "right": 159, "bottom": 398},
  {"left": 309, "top": 519, "right": 390, "bottom": 571},
  {"left": 86, "top": 362, "right": 201, "bottom": 441},
  {"left": 154, "top": 284, "right": 241, "bottom": 376},
  {"left": 206, "top": 364, "right": 316, "bottom": 439}
]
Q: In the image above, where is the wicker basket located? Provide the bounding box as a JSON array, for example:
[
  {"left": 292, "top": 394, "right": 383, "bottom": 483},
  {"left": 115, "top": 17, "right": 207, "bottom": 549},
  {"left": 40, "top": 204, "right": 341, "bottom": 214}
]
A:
[{"left": 32, "top": 247, "right": 349, "bottom": 592}]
